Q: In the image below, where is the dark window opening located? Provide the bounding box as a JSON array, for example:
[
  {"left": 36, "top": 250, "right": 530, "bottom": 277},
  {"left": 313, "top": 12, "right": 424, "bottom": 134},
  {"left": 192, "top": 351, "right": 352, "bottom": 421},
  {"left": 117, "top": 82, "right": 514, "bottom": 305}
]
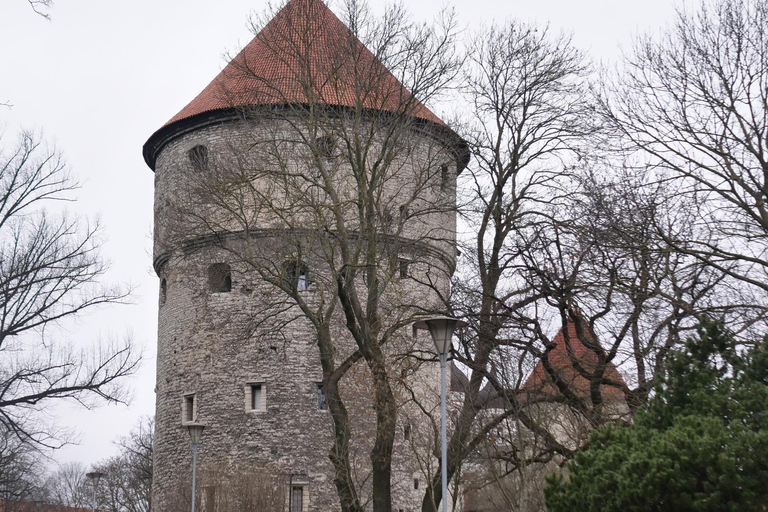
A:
[
  {"left": 208, "top": 263, "right": 232, "bottom": 293},
  {"left": 317, "top": 383, "right": 327, "bottom": 410},
  {"left": 251, "top": 384, "right": 263, "bottom": 410},
  {"left": 203, "top": 486, "right": 216, "bottom": 512},
  {"left": 285, "top": 262, "right": 310, "bottom": 291},
  {"left": 413, "top": 478, "right": 419, "bottom": 490},
  {"left": 399, "top": 259, "right": 410, "bottom": 279},
  {"left": 440, "top": 164, "right": 449, "bottom": 191},
  {"left": 291, "top": 486, "right": 304, "bottom": 512},
  {"left": 184, "top": 395, "right": 195, "bottom": 422},
  {"left": 315, "top": 135, "right": 336, "bottom": 159},
  {"left": 404, "top": 423, "right": 411, "bottom": 441},
  {"left": 189, "top": 145, "right": 209, "bottom": 171},
  {"left": 160, "top": 278, "right": 167, "bottom": 306}
]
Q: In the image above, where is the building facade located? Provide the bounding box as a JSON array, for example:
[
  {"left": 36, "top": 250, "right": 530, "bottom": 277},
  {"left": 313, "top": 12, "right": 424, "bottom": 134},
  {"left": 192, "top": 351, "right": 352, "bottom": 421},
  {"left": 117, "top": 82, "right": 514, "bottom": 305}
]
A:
[{"left": 143, "top": 1, "right": 467, "bottom": 511}]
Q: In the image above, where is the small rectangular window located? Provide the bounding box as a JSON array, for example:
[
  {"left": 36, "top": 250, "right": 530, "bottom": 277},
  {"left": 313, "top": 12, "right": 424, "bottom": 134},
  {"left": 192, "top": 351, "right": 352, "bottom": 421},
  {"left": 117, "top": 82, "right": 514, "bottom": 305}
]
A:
[
  {"left": 413, "top": 478, "right": 419, "bottom": 490},
  {"left": 317, "top": 383, "right": 327, "bottom": 411},
  {"left": 404, "top": 423, "right": 411, "bottom": 441},
  {"left": 252, "top": 384, "right": 262, "bottom": 410},
  {"left": 183, "top": 394, "right": 195, "bottom": 423},
  {"left": 291, "top": 486, "right": 304, "bottom": 512},
  {"left": 297, "top": 270, "right": 308, "bottom": 291},
  {"left": 203, "top": 486, "right": 216, "bottom": 512},
  {"left": 208, "top": 263, "right": 232, "bottom": 293},
  {"left": 440, "top": 164, "right": 449, "bottom": 191},
  {"left": 399, "top": 259, "right": 410, "bottom": 279},
  {"left": 247, "top": 383, "right": 265, "bottom": 412}
]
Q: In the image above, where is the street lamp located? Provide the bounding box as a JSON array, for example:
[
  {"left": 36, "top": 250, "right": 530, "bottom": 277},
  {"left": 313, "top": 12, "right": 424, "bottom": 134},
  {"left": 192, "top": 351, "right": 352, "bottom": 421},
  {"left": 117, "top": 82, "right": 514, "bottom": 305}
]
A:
[
  {"left": 85, "top": 471, "right": 104, "bottom": 512},
  {"left": 413, "top": 316, "right": 466, "bottom": 512},
  {"left": 186, "top": 423, "right": 206, "bottom": 512}
]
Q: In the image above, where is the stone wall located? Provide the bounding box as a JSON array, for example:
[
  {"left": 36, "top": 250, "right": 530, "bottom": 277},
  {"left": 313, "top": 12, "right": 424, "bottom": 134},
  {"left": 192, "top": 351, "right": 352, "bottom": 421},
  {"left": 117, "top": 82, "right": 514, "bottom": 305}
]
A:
[{"left": 151, "top": 113, "right": 461, "bottom": 512}]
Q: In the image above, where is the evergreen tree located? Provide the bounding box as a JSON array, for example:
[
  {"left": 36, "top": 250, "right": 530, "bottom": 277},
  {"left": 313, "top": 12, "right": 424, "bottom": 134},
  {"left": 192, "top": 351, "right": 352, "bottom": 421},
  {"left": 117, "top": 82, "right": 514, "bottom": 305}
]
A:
[{"left": 544, "top": 320, "right": 768, "bottom": 512}]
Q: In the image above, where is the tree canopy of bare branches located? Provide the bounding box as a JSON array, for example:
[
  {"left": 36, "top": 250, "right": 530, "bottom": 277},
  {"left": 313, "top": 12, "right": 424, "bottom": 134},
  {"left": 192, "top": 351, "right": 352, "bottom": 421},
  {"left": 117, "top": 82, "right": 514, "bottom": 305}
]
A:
[
  {"left": 599, "top": 0, "right": 768, "bottom": 295},
  {"left": 0, "top": 130, "right": 139, "bottom": 448},
  {"left": 436, "top": 11, "right": 765, "bottom": 510}
]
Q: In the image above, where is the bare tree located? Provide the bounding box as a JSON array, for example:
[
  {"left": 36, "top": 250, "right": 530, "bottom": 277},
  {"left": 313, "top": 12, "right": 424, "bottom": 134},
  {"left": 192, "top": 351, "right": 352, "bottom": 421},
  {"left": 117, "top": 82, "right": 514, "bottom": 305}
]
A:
[
  {"left": 0, "top": 426, "right": 44, "bottom": 503},
  {"left": 598, "top": 0, "right": 768, "bottom": 296},
  {"left": 25, "top": 0, "right": 53, "bottom": 19},
  {"left": 94, "top": 416, "right": 153, "bottom": 512},
  {"left": 42, "top": 461, "right": 89, "bottom": 508},
  {"left": 0, "top": 130, "right": 140, "bottom": 448},
  {"left": 419, "top": 14, "right": 765, "bottom": 511},
  {"left": 413, "top": 20, "right": 594, "bottom": 512}
]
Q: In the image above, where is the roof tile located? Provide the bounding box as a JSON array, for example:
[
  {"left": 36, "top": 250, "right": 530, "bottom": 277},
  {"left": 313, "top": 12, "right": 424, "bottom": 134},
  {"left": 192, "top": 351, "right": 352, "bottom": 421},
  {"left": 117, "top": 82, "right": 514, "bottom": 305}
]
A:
[
  {"left": 521, "top": 321, "right": 627, "bottom": 404},
  {"left": 164, "top": 0, "right": 445, "bottom": 128}
]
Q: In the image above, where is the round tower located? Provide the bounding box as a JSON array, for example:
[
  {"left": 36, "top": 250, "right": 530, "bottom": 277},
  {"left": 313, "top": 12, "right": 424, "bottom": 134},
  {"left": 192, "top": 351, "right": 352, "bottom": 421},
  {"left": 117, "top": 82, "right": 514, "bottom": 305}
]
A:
[{"left": 143, "top": 1, "right": 468, "bottom": 511}]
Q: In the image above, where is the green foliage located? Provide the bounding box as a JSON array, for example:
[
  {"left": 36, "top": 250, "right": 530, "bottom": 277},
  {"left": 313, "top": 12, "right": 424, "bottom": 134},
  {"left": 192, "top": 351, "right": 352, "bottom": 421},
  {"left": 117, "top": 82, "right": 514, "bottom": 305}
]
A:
[{"left": 544, "top": 319, "right": 768, "bottom": 512}]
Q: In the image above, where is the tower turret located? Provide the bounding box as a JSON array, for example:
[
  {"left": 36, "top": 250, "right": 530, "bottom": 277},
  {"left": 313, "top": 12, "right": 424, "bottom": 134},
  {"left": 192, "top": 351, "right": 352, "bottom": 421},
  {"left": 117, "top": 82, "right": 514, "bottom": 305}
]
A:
[{"left": 145, "top": 1, "right": 466, "bottom": 511}]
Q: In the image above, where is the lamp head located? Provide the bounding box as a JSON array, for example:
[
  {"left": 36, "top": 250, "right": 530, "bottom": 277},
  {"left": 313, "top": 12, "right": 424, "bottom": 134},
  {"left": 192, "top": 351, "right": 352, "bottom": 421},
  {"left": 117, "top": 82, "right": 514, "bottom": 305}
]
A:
[
  {"left": 186, "top": 423, "right": 206, "bottom": 445},
  {"left": 85, "top": 471, "right": 105, "bottom": 487},
  {"left": 413, "top": 316, "right": 467, "bottom": 356}
]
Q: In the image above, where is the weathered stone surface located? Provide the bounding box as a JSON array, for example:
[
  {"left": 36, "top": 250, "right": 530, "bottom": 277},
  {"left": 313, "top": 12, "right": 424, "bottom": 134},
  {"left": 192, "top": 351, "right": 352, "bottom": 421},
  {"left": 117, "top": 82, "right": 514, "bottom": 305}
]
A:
[{"left": 150, "top": 115, "right": 460, "bottom": 512}]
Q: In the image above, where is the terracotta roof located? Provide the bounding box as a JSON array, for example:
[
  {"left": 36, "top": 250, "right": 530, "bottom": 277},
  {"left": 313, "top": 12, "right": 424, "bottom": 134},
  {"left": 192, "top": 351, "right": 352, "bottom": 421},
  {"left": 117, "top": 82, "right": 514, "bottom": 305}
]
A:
[
  {"left": 521, "top": 321, "right": 627, "bottom": 404},
  {"left": 164, "top": 0, "right": 444, "bottom": 128}
]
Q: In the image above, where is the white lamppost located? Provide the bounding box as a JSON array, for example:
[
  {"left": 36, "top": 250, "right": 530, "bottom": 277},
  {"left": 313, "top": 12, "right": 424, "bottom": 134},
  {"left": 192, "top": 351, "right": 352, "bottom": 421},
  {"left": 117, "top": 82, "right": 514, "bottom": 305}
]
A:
[
  {"left": 85, "top": 471, "right": 104, "bottom": 512},
  {"left": 187, "top": 424, "right": 206, "bottom": 512},
  {"left": 413, "top": 316, "right": 466, "bottom": 512}
]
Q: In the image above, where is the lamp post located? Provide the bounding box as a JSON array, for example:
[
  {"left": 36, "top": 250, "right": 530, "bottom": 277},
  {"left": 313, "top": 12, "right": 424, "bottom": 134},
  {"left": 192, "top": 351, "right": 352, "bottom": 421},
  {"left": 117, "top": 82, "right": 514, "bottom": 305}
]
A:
[
  {"left": 186, "top": 423, "right": 206, "bottom": 512},
  {"left": 413, "top": 316, "right": 466, "bottom": 512},
  {"left": 85, "top": 471, "right": 104, "bottom": 512}
]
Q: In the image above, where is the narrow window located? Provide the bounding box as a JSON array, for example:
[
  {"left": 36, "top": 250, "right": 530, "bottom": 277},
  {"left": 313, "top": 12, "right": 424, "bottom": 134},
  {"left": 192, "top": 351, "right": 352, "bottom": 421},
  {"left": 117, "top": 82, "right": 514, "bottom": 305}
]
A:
[
  {"left": 440, "top": 164, "right": 449, "bottom": 191},
  {"left": 184, "top": 394, "right": 195, "bottom": 423},
  {"left": 291, "top": 486, "right": 304, "bottom": 512},
  {"left": 315, "top": 136, "right": 335, "bottom": 159},
  {"left": 160, "top": 278, "right": 167, "bottom": 306},
  {"left": 285, "top": 262, "right": 310, "bottom": 291},
  {"left": 317, "top": 383, "right": 327, "bottom": 411},
  {"left": 251, "top": 384, "right": 263, "bottom": 411},
  {"left": 188, "top": 145, "right": 209, "bottom": 171},
  {"left": 399, "top": 259, "right": 410, "bottom": 279},
  {"left": 413, "top": 478, "right": 419, "bottom": 490},
  {"left": 404, "top": 423, "right": 411, "bottom": 441},
  {"left": 203, "top": 486, "right": 216, "bottom": 512},
  {"left": 208, "top": 263, "right": 232, "bottom": 293},
  {"left": 298, "top": 270, "right": 308, "bottom": 291}
]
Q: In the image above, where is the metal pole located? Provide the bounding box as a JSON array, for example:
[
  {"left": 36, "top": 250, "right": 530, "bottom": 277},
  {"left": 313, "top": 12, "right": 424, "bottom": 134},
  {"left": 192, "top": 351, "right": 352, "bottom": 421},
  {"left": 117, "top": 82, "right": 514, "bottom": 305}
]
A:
[
  {"left": 440, "top": 352, "right": 448, "bottom": 512},
  {"left": 191, "top": 442, "right": 198, "bottom": 512},
  {"left": 92, "top": 481, "right": 97, "bottom": 512}
]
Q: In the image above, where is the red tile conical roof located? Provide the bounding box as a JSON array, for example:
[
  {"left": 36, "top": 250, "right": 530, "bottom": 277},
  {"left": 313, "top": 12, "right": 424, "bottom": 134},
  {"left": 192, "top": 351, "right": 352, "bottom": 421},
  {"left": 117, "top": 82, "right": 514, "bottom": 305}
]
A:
[
  {"left": 521, "top": 321, "right": 627, "bottom": 404},
  {"left": 165, "top": 0, "right": 444, "bottom": 128}
]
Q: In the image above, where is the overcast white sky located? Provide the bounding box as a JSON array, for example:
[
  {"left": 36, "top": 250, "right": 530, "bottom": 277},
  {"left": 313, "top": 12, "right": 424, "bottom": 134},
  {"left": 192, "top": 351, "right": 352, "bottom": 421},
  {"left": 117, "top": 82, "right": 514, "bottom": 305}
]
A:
[{"left": 0, "top": 0, "right": 678, "bottom": 470}]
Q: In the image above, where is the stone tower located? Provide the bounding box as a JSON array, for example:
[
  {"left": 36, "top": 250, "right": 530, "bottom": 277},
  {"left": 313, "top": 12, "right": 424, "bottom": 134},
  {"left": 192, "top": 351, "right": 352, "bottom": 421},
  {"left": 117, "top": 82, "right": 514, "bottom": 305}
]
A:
[{"left": 143, "top": 1, "right": 467, "bottom": 511}]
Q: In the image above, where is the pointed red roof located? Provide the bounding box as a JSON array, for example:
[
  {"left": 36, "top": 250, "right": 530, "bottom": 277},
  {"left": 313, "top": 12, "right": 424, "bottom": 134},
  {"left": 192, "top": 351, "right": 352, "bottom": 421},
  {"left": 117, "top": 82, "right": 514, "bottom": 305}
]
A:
[
  {"left": 521, "top": 322, "right": 627, "bottom": 403},
  {"left": 164, "top": 0, "right": 444, "bottom": 128}
]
